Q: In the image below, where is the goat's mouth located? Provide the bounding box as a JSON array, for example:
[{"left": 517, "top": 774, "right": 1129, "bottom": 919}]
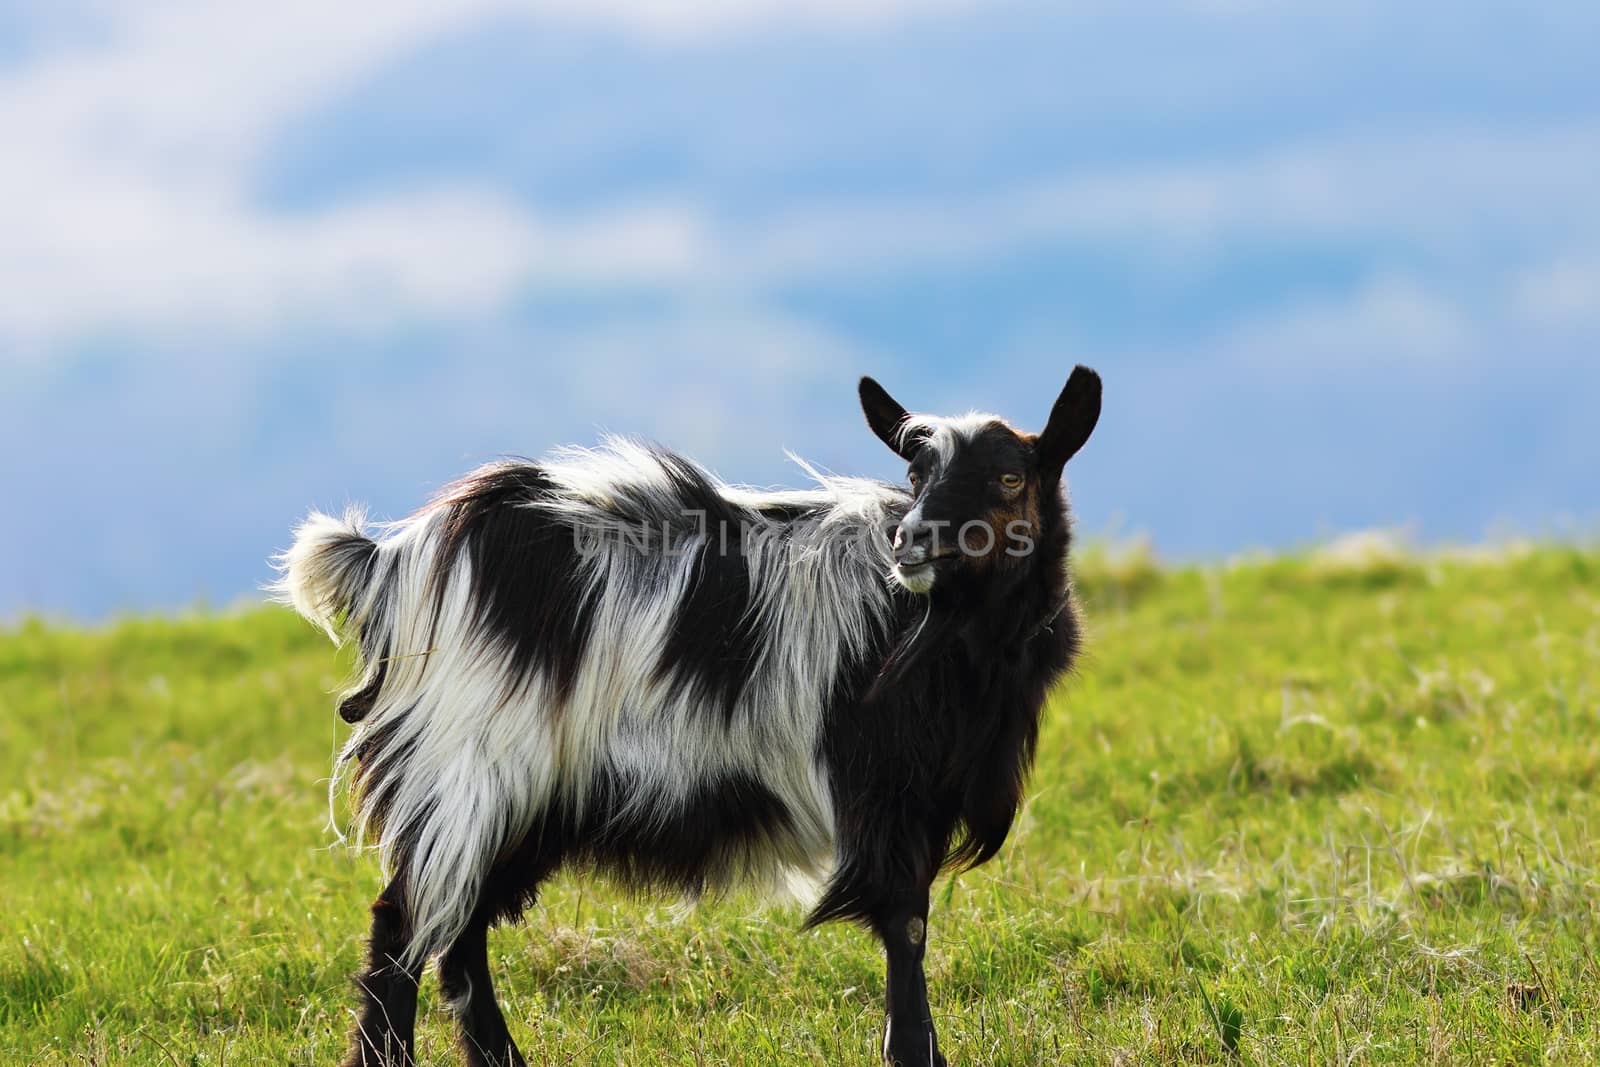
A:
[
  {"left": 893, "top": 563, "right": 936, "bottom": 594},
  {"left": 893, "top": 552, "right": 954, "bottom": 594},
  {"left": 896, "top": 556, "right": 953, "bottom": 572}
]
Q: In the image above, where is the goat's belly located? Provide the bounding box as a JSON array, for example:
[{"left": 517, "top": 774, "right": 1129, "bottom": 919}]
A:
[
  {"left": 558, "top": 758, "right": 834, "bottom": 901},
  {"left": 557, "top": 704, "right": 838, "bottom": 900}
]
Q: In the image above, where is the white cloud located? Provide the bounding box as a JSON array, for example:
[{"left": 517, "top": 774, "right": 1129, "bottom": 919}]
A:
[
  {"left": 1214, "top": 275, "right": 1475, "bottom": 366},
  {"left": 2, "top": 0, "right": 1598, "bottom": 354},
  {"left": 0, "top": 0, "right": 972, "bottom": 352},
  {"left": 1514, "top": 259, "right": 1600, "bottom": 330},
  {"left": 0, "top": 183, "right": 529, "bottom": 340},
  {"left": 551, "top": 304, "right": 873, "bottom": 460},
  {"left": 992, "top": 263, "right": 1573, "bottom": 387},
  {"left": 735, "top": 124, "right": 1600, "bottom": 279}
]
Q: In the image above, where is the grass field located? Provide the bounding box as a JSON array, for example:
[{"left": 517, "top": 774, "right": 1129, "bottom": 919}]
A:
[{"left": 4, "top": 541, "right": 1600, "bottom": 1065}]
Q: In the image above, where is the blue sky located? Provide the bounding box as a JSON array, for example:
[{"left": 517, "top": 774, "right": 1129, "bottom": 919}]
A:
[{"left": 2, "top": 0, "right": 1597, "bottom": 618}]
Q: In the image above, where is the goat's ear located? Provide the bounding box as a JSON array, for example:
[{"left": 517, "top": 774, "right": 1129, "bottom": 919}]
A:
[
  {"left": 1036, "top": 365, "right": 1102, "bottom": 473},
  {"left": 859, "top": 376, "right": 922, "bottom": 461}
]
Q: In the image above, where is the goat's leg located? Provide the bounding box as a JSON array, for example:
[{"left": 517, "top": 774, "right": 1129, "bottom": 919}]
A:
[
  {"left": 439, "top": 908, "right": 528, "bottom": 1067},
  {"left": 438, "top": 842, "right": 561, "bottom": 1067},
  {"left": 345, "top": 877, "right": 423, "bottom": 1067},
  {"left": 872, "top": 884, "right": 947, "bottom": 1067}
]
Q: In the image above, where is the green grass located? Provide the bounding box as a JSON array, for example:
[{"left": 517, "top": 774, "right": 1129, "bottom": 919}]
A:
[{"left": 4, "top": 543, "right": 1600, "bottom": 1064}]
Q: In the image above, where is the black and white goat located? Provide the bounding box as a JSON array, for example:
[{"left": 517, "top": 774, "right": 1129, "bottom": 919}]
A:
[{"left": 277, "top": 368, "right": 1101, "bottom": 1067}]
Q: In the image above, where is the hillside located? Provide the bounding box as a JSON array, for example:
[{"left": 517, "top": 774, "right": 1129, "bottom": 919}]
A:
[{"left": 3, "top": 545, "right": 1599, "bottom": 1065}]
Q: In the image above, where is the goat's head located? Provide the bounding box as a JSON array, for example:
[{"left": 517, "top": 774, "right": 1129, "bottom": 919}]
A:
[{"left": 859, "top": 367, "right": 1101, "bottom": 596}]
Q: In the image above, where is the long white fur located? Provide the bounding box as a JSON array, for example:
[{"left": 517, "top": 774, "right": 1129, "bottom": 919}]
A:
[{"left": 276, "top": 438, "right": 908, "bottom": 968}]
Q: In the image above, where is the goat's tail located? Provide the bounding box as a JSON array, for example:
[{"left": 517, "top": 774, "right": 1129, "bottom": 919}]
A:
[{"left": 273, "top": 508, "right": 382, "bottom": 644}]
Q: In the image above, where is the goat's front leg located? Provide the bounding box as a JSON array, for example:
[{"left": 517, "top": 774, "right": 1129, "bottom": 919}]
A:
[{"left": 871, "top": 885, "right": 946, "bottom": 1067}]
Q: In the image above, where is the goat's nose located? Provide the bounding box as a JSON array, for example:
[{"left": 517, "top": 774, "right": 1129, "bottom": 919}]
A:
[{"left": 893, "top": 521, "right": 931, "bottom": 565}]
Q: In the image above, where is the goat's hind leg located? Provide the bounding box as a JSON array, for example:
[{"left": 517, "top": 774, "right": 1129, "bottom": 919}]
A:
[
  {"left": 437, "top": 852, "right": 557, "bottom": 1067},
  {"left": 438, "top": 907, "right": 528, "bottom": 1067},
  {"left": 345, "top": 876, "right": 424, "bottom": 1067}
]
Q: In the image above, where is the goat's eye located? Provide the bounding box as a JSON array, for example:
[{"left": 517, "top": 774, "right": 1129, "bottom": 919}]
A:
[
  {"left": 999, "top": 473, "right": 1024, "bottom": 490},
  {"left": 908, "top": 470, "right": 922, "bottom": 490}
]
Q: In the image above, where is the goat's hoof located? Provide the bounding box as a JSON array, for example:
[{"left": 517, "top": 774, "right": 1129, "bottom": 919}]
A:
[
  {"left": 883, "top": 1042, "right": 946, "bottom": 1067},
  {"left": 341, "top": 1044, "right": 414, "bottom": 1067}
]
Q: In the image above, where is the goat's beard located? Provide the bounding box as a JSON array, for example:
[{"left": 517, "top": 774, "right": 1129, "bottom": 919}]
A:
[
  {"left": 870, "top": 559, "right": 1045, "bottom": 702},
  {"left": 865, "top": 602, "right": 961, "bottom": 703}
]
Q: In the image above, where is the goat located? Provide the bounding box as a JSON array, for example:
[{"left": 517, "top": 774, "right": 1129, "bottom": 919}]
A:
[{"left": 276, "top": 367, "right": 1101, "bottom": 1067}]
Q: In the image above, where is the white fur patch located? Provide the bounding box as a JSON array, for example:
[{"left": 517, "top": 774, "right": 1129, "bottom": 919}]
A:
[
  {"left": 892, "top": 563, "right": 936, "bottom": 594},
  {"left": 896, "top": 411, "right": 1002, "bottom": 467}
]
